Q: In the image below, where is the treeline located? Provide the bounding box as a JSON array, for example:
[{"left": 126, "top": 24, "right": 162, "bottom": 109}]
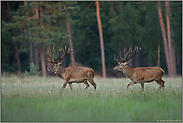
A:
[{"left": 1, "top": 1, "right": 182, "bottom": 77}]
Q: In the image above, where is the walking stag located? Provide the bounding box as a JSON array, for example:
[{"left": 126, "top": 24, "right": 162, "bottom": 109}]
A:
[
  {"left": 47, "top": 46, "right": 97, "bottom": 91},
  {"left": 114, "top": 47, "right": 165, "bottom": 91}
]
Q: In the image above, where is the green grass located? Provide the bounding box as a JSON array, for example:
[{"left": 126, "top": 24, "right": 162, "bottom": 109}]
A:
[{"left": 1, "top": 76, "right": 182, "bottom": 122}]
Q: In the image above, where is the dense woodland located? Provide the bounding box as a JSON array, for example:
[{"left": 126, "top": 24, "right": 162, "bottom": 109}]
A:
[{"left": 1, "top": 1, "right": 182, "bottom": 77}]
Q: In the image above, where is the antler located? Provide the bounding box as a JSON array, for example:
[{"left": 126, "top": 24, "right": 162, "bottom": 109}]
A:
[
  {"left": 57, "top": 45, "right": 73, "bottom": 62},
  {"left": 47, "top": 45, "right": 73, "bottom": 64},
  {"left": 114, "top": 46, "right": 141, "bottom": 63}
]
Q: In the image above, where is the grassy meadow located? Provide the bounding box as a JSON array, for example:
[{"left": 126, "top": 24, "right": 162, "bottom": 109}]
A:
[{"left": 1, "top": 76, "right": 182, "bottom": 122}]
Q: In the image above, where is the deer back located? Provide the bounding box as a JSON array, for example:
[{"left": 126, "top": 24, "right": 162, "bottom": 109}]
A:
[
  {"left": 65, "top": 67, "right": 94, "bottom": 78},
  {"left": 133, "top": 67, "right": 164, "bottom": 82}
]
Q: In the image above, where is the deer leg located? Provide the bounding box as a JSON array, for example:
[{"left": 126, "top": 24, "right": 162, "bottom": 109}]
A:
[
  {"left": 161, "top": 79, "right": 165, "bottom": 91},
  {"left": 141, "top": 83, "right": 144, "bottom": 91},
  {"left": 155, "top": 79, "right": 165, "bottom": 91},
  {"left": 69, "top": 83, "right": 73, "bottom": 90},
  {"left": 159, "top": 79, "right": 165, "bottom": 91},
  {"left": 62, "top": 80, "right": 68, "bottom": 90},
  {"left": 88, "top": 79, "right": 97, "bottom": 91},
  {"left": 127, "top": 82, "right": 137, "bottom": 91},
  {"left": 155, "top": 80, "right": 161, "bottom": 90},
  {"left": 84, "top": 80, "right": 90, "bottom": 90}
]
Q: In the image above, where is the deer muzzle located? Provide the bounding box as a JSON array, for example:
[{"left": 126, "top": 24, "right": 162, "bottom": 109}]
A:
[
  {"left": 47, "top": 67, "right": 51, "bottom": 71},
  {"left": 114, "top": 66, "right": 117, "bottom": 70},
  {"left": 114, "top": 64, "right": 123, "bottom": 71}
]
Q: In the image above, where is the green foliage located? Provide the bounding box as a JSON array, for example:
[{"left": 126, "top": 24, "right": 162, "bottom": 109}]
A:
[
  {"left": 1, "top": 1, "right": 182, "bottom": 75},
  {"left": 23, "top": 70, "right": 29, "bottom": 77},
  {"left": 2, "top": 72, "right": 9, "bottom": 76},
  {"left": 29, "top": 63, "right": 41, "bottom": 75},
  {"left": 1, "top": 21, "right": 19, "bottom": 72},
  {"left": 1, "top": 77, "right": 182, "bottom": 122},
  {"left": 23, "top": 63, "right": 41, "bottom": 76}
]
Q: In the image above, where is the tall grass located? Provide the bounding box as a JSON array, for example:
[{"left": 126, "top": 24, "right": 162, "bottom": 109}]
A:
[{"left": 1, "top": 76, "right": 182, "bottom": 122}]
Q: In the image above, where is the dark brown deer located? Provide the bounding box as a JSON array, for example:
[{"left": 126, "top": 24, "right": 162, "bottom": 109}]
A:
[
  {"left": 114, "top": 47, "right": 165, "bottom": 91},
  {"left": 47, "top": 46, "right": 96, "bottom": 91}
]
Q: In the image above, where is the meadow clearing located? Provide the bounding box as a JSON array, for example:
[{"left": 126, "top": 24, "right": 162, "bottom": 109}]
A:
[{"left": 1, "top": 76, "right": 182, "bottom": 122}]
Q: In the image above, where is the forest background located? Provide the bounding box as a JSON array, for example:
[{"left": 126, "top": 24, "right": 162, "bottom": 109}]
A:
[{"left": 1, "top": 1, "right": 182, "bottom": 78}]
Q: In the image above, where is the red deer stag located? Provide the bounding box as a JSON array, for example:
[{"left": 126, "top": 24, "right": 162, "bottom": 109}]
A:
[
  {"left": 47, "top": 46, "right": 96, "bottom": 91},
  {"left": 114, "top": 47, "right": 165, "bottom": 91}
]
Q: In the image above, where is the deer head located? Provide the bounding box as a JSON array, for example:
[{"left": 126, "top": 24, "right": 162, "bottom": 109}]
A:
[
  {"left": 47, "top": 45, "right": 73, "bottom": 72},
  {"left": 114, "top": 46, "right": 141, "bottom": 71}
]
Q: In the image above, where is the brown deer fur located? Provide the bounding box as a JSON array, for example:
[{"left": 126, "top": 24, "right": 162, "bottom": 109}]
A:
[
  {"left": 114, "top": 47, "right": 165, "bottom": 91},
  {"left": 47, "top": 46, "right": 96, "bottom": 91}
]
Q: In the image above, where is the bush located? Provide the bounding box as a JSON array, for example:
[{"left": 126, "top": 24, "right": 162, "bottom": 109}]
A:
[
  {"left": 2, "top": 72, "right": 9, "bottom": 76},
  {"left": 29, "top": 63, "right": 41, "bottom": 75}
]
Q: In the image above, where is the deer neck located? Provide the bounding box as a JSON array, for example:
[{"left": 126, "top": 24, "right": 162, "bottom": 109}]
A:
[
  {"left": 55, "top": 66, "right": 66, "bottom": 79},
  {"left": 122, "top": 65, "right": 135, "bottom": 78}
]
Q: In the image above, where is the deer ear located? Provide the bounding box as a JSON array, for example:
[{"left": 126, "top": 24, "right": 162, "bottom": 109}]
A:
[
  {"left": 125, "top": 60, "right": 131, "bottom": 64},
  {"left": 118, "top": 62, "right": 121, "bottom": 64},
  {"left": 58, "top": 62, "right": 62, "bottom": 66}
]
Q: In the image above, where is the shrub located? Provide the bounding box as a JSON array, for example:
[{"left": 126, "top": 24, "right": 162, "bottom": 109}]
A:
[{"left": 29, "top": 63, "right": 41, "bottom": 75}]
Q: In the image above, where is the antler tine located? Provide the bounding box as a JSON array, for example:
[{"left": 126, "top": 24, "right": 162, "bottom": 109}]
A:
[
  {"left": 129, "top": 46, "right": 141, "bottom": 58},
  {"left": 52, "top": 46, "right": 56, "bottom": 61},
  {"left": 62, "top": 45, "right": 66, "bottom": 53},
  {"left": 114, "top": 55, "right": 122, "bottom": 62},
  {"left": 68, "top": 47, "right": 72, "bottom": 53},
  {"left": 56, "top": 45, "right": 73, "bottom": 63},
  {"left": 55, "top": 48, "right": 63, "bottom": 61},
  {"left": 65, "top": 45, "right": 67, "bottom": 51},
  {"left": 114, "top": 50, "right": 122, "bottom": 62},
  {"left": 47, "top": 46, "right": 73, "bottom": 64},
  {"left": 119, "top": 51, "right": 123, "bottom": 60},
  {"left": 47, "top": 50, "right": 55, "bottom": 63},
  {"left": 123, "top": 48, "right": 127, "bottom": 56},
  {"left": 121, "top": 48, "right": 132, "bottom": 62},
  {"left": 115, "top": 47, "right": 142, "bottom": 63},
  {"left": 125, "top": 47, "right": 141, "bottom": 62},
  {"left": 52, "top": 46, "right": 63, "bottom": 62},
  {"left": 55, "top": 48, "right": 63, "bottom": 55},
  {"left": 114, "top": 48, "right": 131, "bottom": 63}
]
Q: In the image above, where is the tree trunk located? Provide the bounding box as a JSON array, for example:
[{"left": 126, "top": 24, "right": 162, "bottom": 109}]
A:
[
  {"left": 39, "top": 1, "right": 46, "bottom": 77},
  {"left": 171, "top": 47, "right": 177, "bottom": 74},
  {"left": 157, "top": 42, "right": 160, "bottom": 67},
  {"left": 7, "top": 2, "right": 21, "bottom": 71},
  {"left": 96, "top": 1, "right": 106, "bottom": 78},
  {"left": 13, "top": 34, "right": 21, "bottom": 71},
  {"left": 157, "top": 1, "right": 171, "bottom": 77},
  {"left": 33, "top": 3, "right": 40, "bottom": 70},
  {"left": 34, "top": 41, "right": 40, "bottom": 69},
  {"left": 64, "top": 6, "right": 75, "bottom": 67},
  {"left": 46, "top": 13, "right": 51, "bottom": 74},
  {"left": 40, "top": 45, "right": 47, "bottom": 77},
  {"left": 30, "top": 42, "right": 33, "bottom": 63},
  {"left": 165, "top": 1, "right": 177, "bottom": 77},
  {"left": 157, "top": 26, "right": 161, "bottom": 67},
  {"left": 24, "top": 1, "right": 34, "bottom": 64},
  {"left": 47, "top": 45, "right": 51, "bottom": 69},
  {"left": 66, "top": 19, "right": 75, "bottom": 67}
]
